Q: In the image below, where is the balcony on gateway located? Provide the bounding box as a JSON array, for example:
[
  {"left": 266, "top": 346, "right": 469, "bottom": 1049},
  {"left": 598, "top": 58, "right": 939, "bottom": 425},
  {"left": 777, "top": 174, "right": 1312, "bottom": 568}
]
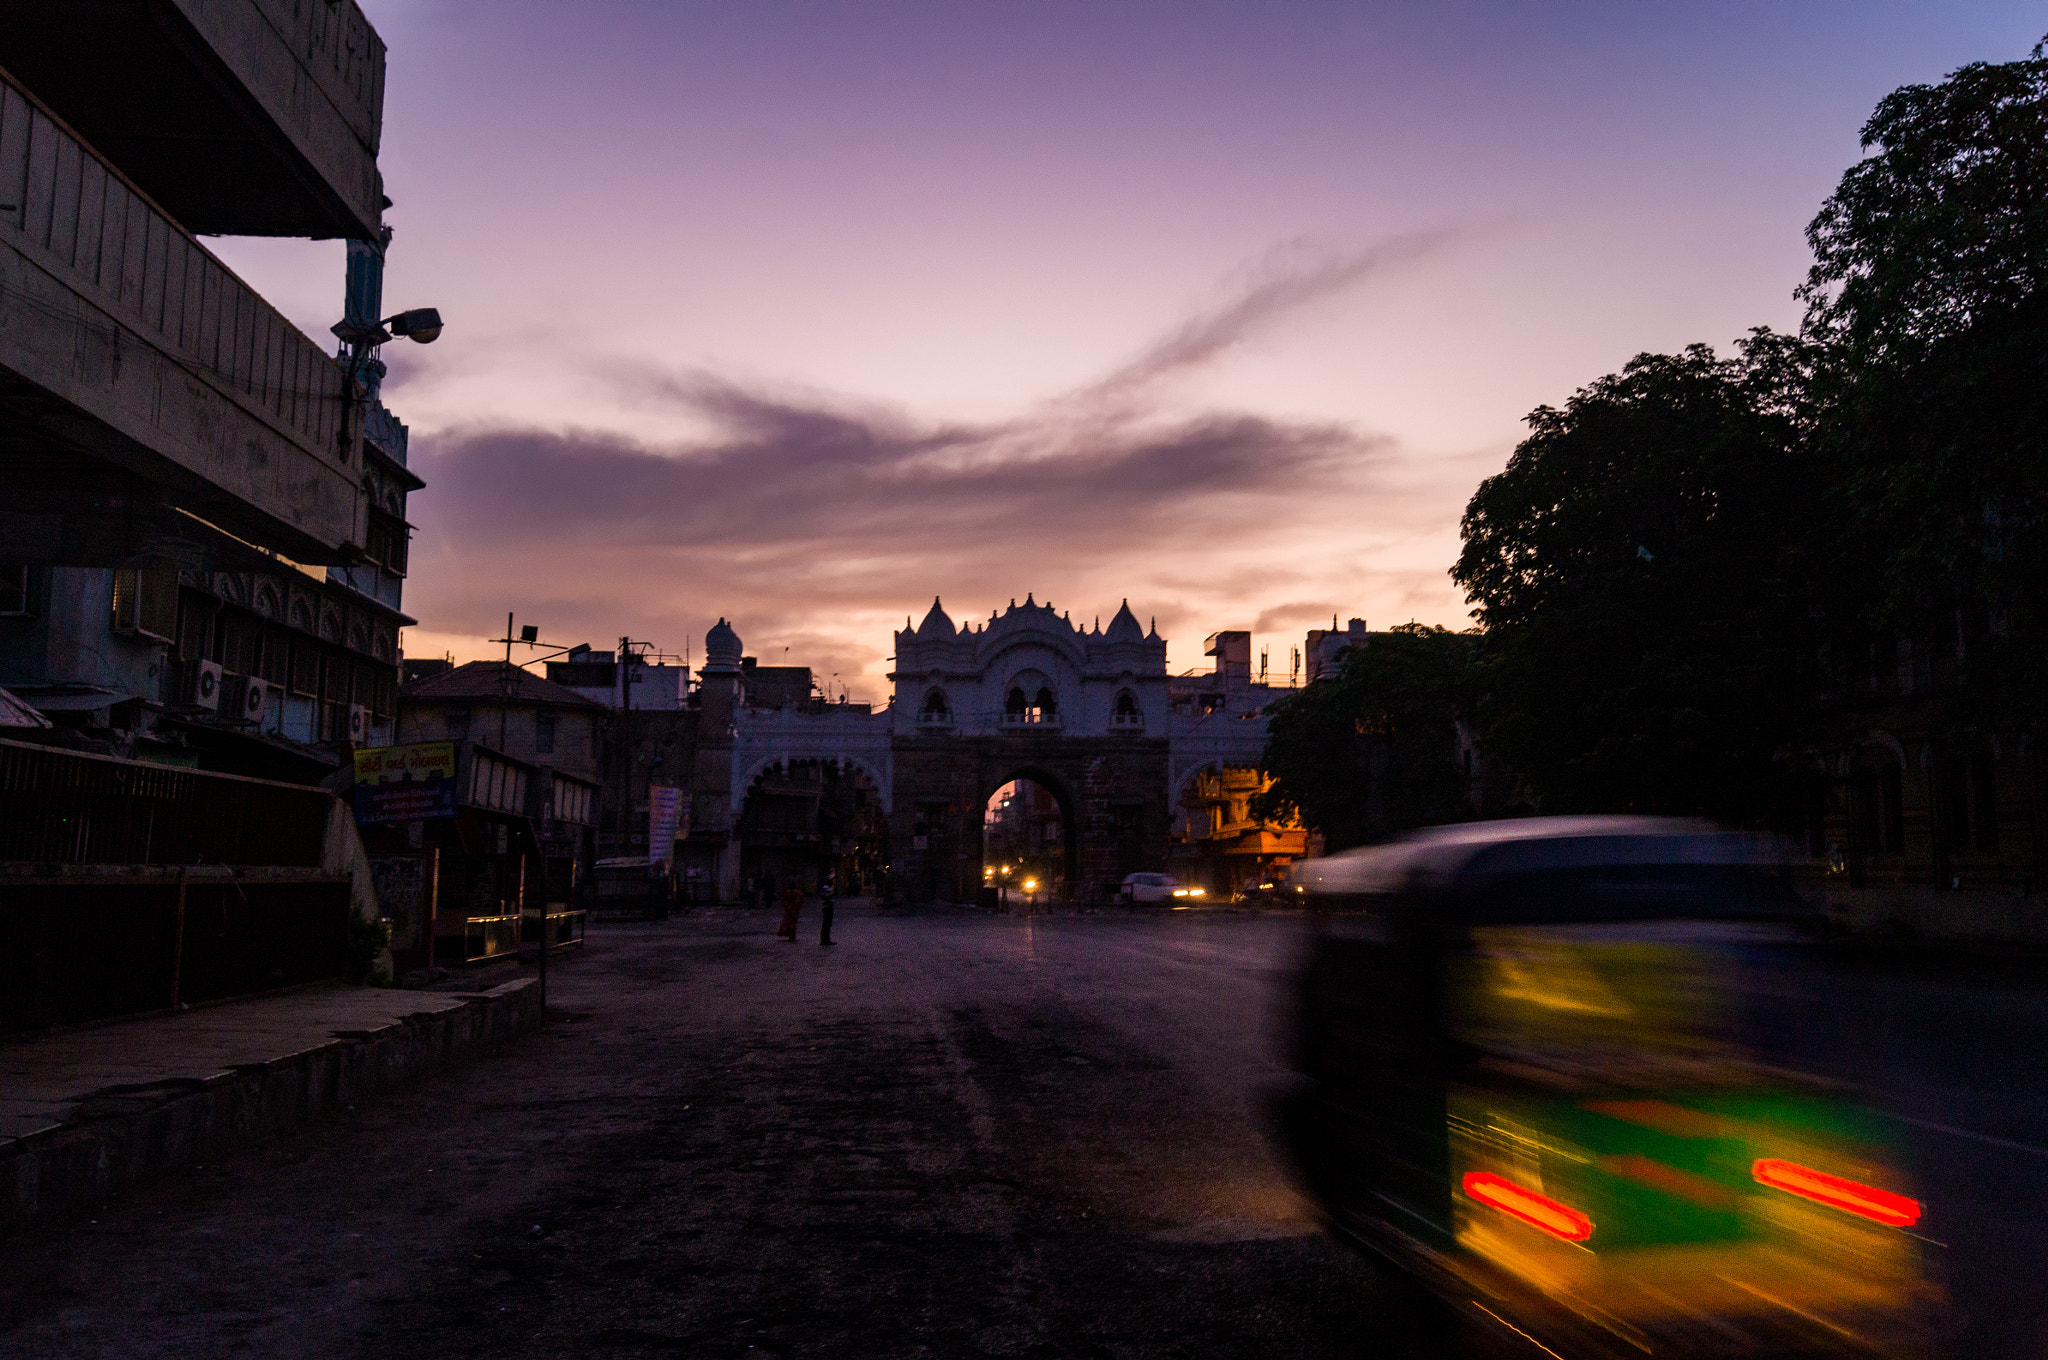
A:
[
  {"left": 1001, "top": 684, "right": 1061, "bottom": 729},
  {"left": 0, "top": 0, "right": 388, "bottom": 240}
]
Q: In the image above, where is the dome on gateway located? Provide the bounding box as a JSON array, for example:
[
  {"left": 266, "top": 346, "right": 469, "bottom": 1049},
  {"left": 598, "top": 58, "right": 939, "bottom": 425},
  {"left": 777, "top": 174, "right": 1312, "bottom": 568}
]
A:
[
  {"left": 705, "top": 617, "right": 743, "bottom": 667},
  {"left": 915, "top": 596, "right": 956, "bottom": 638},
  {"left": 1105, "top": 600, "right": 1144, "bottom": 644}
]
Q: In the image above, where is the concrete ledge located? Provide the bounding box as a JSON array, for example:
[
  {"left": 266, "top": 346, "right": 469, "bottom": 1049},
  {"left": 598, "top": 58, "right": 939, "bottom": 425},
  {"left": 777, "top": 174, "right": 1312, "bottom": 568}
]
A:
[{"left": 0, "top": 978, "right": 539, "bottom": 1236}]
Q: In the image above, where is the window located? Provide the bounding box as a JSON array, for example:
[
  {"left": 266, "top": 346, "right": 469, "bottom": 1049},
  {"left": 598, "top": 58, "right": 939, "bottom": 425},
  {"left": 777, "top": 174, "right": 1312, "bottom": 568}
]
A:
[
  {"left": 0, "top": 566, "right": 28, "bottom": 615},
  {"left": 536, "top": 711, "right": 557, "bottom": 755},
  {"left": 919, "top": 689, "right": 951, "bottom": 723},
  {"left": 1881, "top": 762, "right": 1904, "bottom": 853},
  {"left": 256, "top": 626, "right": 291, "bottom": 685},
  {"left": 364, "top": 509, "right": 410, "bottom": 576},
  {"left": 446, "top": 707, "right": 471, "bottom": 741},
  {"left": 289, "top": 635, "right": 320, "bottom": 696},
  {"left": 219, "top": 610, "right": 259, "bottom": 675},
  {"left": 1971, "top": 753, "right": 1999, "bottom": 851},
  {"left": 1936, "top": 756, "right": 1969, "bottom": 852},
  {"left": 111, "top": 562, "right": 178, "bottom": 641}
]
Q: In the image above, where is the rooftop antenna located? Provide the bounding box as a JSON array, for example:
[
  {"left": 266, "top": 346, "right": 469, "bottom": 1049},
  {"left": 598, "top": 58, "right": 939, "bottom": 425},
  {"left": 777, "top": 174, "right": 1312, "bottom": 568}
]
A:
[{"left": 1259, "top": 646, "right": 1268, "bottom": 684}]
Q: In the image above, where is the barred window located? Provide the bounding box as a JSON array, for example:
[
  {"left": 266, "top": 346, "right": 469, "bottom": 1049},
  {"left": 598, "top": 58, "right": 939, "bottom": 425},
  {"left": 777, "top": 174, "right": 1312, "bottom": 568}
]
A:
[
  {"left": 365, "top": 510, "right": 411, "bottom": 576},
  {"left": 290, "top": 636, "right": 321, "bottom": 696},
  {"left": 219, "top": 609, "right": 259, "bottom": 676},
  {"left": 111, "top": 562, "right": 178, "bottom": 641},
  {"left": 256, "top": 626, "right": 291, "bottom": 685}
]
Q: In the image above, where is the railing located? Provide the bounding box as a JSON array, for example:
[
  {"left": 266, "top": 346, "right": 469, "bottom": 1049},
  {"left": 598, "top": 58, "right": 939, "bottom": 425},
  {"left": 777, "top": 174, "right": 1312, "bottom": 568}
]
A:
[
  {"left": 1, "top": 870, "right": 351, "bottom": 1033},
  {"left": 1000, "top": 712, "right": 1062, "bottom": 729},
  {"left": 528, "top": 908, "right": 586, "bottom": 950},
  {"left": 462, "top": 913, "right": 520, "bottom": 962},
  {"left": 916, "top": 711, "right": 955, "bottom": 728},
  {"left": 1110, "top": 713, "right": 1145, "bottom": 730},
  {"left": 0, "top": 738, "right": 333, "bottom": 867}
]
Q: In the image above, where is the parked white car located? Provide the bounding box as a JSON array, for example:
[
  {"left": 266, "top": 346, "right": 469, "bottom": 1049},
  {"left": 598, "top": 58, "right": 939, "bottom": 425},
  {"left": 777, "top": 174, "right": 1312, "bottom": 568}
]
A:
[{"left": 1120, "top": 872, "right": 1204, "bottom": 904}]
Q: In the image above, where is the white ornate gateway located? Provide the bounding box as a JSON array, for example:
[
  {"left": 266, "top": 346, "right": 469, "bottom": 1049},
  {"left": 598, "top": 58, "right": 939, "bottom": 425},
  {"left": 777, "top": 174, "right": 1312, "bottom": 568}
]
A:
[
  {"left": 889, "top": 595, "right": 1170, "bottom": 736},
  {"left": 701, "top": 597, "right": 1282, "bottom": 900}
]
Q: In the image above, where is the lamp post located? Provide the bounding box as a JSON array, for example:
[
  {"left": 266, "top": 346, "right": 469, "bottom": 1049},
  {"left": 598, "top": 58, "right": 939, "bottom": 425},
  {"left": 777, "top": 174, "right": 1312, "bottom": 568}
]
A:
[{"left": 482, "top": 617, "right": 594, "bottom": 1023}]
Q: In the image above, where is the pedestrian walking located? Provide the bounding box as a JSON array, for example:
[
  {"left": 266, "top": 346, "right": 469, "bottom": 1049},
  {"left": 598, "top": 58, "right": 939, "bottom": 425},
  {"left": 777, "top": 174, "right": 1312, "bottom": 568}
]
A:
[
  {"left": 819, "top": 874, "right": 836, "bottom": 946},
  {"left": 777, "top": 884, "right": 803, "bottom": 940}
]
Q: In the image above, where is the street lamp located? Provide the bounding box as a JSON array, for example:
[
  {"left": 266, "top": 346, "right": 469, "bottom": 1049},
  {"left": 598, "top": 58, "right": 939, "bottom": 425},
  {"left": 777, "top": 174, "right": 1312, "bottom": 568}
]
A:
[
  {"left": 331, "top": 308, "right": 444, "bottom": 348},
  {"left": 333, "top": 308, "right": 445, "bottom": 392}
]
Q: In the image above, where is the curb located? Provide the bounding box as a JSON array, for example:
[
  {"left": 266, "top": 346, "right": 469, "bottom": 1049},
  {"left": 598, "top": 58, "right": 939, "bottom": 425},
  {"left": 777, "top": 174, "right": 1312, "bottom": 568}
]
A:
[{"left": 0, "top": 977, "right": 541, "bottom": 1236}]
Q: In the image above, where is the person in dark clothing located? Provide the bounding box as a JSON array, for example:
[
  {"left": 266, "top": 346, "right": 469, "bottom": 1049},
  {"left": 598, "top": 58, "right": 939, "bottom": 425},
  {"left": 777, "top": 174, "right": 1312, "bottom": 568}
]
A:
[
  {"left": 777, "top": 884, "right": 803, "bottom": 940},
  {"left": 819, "top": 875, "right": 836, "bottom": 946}
]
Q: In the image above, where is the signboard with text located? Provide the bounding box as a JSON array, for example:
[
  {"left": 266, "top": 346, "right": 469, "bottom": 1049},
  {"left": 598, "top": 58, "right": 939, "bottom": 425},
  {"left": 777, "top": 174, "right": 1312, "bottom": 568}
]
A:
[{"left": 353, "top": 742, "right": 458, "bottom": 825}]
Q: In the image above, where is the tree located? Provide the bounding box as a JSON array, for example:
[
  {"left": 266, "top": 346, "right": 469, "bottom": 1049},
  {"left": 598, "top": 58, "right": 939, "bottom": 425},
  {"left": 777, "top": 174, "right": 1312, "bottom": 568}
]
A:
[
  {"left": 1801, "top": 39, "right": 2048, "bottom": 362},
  {"left": 1451, "top": 336, "right": 1826, "bottom": 819},
  {"left": 1252, "top": 624, "right": 1473, "bottom": 849},
  {"left": 1446, "top": 34, "right": 2048, "bottom": 824},
  {"left": 1801, "top": 37, "right": 2048, "bottom": 728}
]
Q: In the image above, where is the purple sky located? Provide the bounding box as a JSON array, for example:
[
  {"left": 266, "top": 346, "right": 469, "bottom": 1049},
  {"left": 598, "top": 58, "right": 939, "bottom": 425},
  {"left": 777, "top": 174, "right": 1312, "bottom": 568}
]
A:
[{"left": 216, "top": 2, "right": 2044, "bottom": 699}]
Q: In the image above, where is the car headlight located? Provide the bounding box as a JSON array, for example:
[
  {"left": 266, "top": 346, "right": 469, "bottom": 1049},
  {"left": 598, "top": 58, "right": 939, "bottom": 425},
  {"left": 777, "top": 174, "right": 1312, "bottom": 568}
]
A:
[
  {"left": 1188, "top": 888, "right": 1204, "bottom": 896},
  {"left": 1172, "top": 888, "right": 1188, "bottom": 897}
]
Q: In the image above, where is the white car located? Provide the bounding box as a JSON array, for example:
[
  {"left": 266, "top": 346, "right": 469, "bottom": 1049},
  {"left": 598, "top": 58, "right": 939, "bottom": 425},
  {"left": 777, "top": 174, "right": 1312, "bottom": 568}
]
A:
[{"left": 1120, "top": 872, "right": 1205, "bottom": 904}]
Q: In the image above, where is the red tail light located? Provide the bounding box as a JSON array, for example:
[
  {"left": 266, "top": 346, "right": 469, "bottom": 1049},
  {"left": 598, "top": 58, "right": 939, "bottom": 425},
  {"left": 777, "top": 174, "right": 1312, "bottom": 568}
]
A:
[
  {"left": 1751, "top": 1158, "right": 1920, "bottom": 1227},
  {"left": 1463, "top": 1171, "right": 1595, "bottom": 1242}
]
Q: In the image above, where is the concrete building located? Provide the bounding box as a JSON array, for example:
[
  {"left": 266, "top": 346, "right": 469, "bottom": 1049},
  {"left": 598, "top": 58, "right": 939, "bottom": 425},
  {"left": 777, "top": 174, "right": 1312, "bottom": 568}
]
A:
[
  {"left": 387, "top": 662, "right": 604, "bottom": 967},
  {"left": 1305, "top": 617, "right": 1372, "bottom": 683},
  {"left": 1163, "top": 629, "right": 1306, "bottom": 893},
  {"left": 397, "top": 662, "right": 606, "bottom": 787},
  {"left": 546, "top": 650, "right": 690, "bottom": 712},
  {"left": 0, "top": 1, "right": 424, "bottom": 780}
]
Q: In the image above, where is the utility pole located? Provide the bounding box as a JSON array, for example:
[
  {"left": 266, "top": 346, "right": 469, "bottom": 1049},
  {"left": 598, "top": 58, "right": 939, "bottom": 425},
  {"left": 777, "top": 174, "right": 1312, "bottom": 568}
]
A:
[
  {"left": 617, "top": 635, "right": 633, "bottom": 862},
  {"left": 499, "top": 610, "right": 513, "bottom": 749}
]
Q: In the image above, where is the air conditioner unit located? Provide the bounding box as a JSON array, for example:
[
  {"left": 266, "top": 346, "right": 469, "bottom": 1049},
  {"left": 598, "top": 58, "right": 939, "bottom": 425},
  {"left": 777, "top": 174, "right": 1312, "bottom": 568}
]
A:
[
  {"left": 231, "top": 675, "right": 271, "bottom": 723},
  {"left": 346, "top": 704, "right": 368, "bottom": 744},
  {"left": 187, "top": 659, "right": 223, "bottom": 711}
]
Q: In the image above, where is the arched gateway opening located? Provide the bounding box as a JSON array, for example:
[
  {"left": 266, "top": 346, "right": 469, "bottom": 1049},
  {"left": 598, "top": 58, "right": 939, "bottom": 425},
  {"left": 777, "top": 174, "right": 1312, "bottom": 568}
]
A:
[{"left": 982, "top": 773, "right": 1078, "bottom": 905}]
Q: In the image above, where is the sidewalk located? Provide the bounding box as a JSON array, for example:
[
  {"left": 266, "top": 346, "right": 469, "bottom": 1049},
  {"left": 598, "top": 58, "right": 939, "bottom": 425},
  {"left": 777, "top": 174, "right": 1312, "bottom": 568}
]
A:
[{"left": 0, "top": 973, "right": 540, "bottom": 1233}]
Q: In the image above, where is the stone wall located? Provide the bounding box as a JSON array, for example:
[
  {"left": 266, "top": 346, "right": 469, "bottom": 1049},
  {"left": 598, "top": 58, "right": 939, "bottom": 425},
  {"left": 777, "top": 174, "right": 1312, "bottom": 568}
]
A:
[{"left": 890, "top": 734, "right": 1171, "bottom": 902}]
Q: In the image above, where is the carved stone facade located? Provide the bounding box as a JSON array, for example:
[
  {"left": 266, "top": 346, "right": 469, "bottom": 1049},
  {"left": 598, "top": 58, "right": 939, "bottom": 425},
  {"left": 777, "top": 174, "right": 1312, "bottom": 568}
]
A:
[
  {"left": 687, "top": 597, "right": 1278, "bottom": 903},
  {"left": 886, "top": 596, "right": 1176, "bottom": 900}
]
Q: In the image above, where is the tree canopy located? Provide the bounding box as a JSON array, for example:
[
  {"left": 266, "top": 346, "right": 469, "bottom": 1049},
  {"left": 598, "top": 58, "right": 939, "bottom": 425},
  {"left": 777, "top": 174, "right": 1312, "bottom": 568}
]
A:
[
  {"left": 1803, "top": 37, "right": 2048, "bottom": 725},
  {"left": 1452, "top": 336, "right": 1825, "bottom": 818},
  {"left": 1449, "top": 35, "right": 2048, "bottom": 818},
  {"left": 1252, "top": 624, "right": 1473, "bottom": 849}
]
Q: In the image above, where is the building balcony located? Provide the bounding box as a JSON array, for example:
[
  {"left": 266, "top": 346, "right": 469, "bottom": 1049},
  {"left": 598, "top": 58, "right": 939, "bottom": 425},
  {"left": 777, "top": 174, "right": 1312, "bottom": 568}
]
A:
[
  {"left": 1000, "top": 712, "right": 1062, "bottom": 730},
  {"left": 0, "top": 64, "right": 363, "bottom": 564},
  {"left": 916, "top": 711, "right": 955, "bottom": 729},
  {"left": 0, "top": 0, "right": 388, "bottom": 239},
  {"left": 1109, "top": 712, "right": 1144, "bottom": 730}
]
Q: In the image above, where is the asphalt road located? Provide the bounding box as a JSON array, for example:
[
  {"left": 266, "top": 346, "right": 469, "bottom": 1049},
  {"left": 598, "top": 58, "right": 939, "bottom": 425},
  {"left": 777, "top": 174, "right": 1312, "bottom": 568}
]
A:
[
  {"left": 4, "top": 906, "right": 2045, "bottom": 1359},
  {"left": 0, "top": 908, "right": 1404, "bottom": 1359}
]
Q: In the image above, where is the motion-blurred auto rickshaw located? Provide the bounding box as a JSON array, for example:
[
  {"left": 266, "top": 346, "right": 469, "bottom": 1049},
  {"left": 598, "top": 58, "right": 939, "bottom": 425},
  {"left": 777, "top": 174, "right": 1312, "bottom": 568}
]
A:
[{"left": 1277, "top": 817, "right": 1942, "bottom": 1357}]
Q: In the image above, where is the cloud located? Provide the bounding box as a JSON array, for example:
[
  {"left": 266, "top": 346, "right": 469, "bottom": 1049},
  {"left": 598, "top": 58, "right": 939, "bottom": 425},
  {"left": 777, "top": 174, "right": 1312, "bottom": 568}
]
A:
[
  {"left": 404, "top": 239, "right": 1464, "bottom": 684},
  {"left": 1078, "top": 232, "right": 1453, "bottom": 406},
  {"left": 1254, "top": 601, "right": 1345, "bottom": 633}
]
